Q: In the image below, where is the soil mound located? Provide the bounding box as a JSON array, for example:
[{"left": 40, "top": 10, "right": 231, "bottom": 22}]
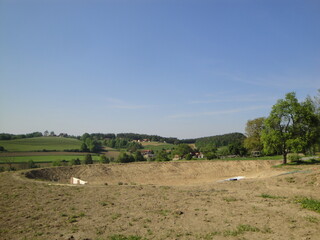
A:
[{"left": 24, "top": 160, "right": 282, "bottom": 186}]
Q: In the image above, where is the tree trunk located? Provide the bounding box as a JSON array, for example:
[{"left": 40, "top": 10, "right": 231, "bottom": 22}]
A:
[{"left": 283, "top": 152, "right": 287, "bottom": 165}]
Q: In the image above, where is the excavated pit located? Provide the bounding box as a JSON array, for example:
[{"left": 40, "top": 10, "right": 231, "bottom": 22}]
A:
[{"left": 24, "top": 160, "right": 282, "bottom": 186}]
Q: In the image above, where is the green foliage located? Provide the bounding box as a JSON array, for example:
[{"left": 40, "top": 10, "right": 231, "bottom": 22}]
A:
[
  {"left": 27, "top": 160, "right": 38, "bottom": 169},
  {"left": 116, "top": 133, "right": 178, "bottom": 144},
  {"left": 200, "top": 145, "right": 217, "bottom": 159},
  {"left": 99, "top": 154, "right": 110, "bottom": 164},
  {"left": 104, "top": 138, "right": 143, "bottom": 151},
  {"left": 70, "top": 158, "right": 81, "bottom": 165},
  {"left": 185, "top": 153, "right": 193, "bottom": 160},
  {"left": 0, "top": 137, "right": 82, "bottom": 152},
  {"left": 80, "top": 142, "right": 89, "bottom": 152},
  {"left": 195, "top": 132, "right": 246, "bottom": 149},
  {"left": 52, "top": 160, "right": 68, "bottom": 166},
  {"left": 261, "top": 92, "right": 320, "bottom": 164},
  {"left": 296, "top": 197, "right": 320, "bottom": 213},
  {"left": 228, "top": 142, "right": 247, "bottom": 156},
  {"left": 155, "top": 150, "right": 170, "bottom": 161},
  {"left": 244, "top": 117, "right": 265, "bottom": 152},
  {"left": 134, "top": 151, "right": 145, "bottom": 162},
  {"left": 288, "top": 154, "right": 301, "bottom": 163},
  {"left": 0, "top": 132, "right": 43, "bottom": 140},
  {"left": 223, "top": 224, "right": 260, "bottom": 236},
  {"left": 217, "top": 146, "right": 229, "bottom": 157},
  {"left": 173, "top": 144, "right": 193, "bottom": 158},
  {"left": 83, "top": 154, "right": 93, "bottom": 164},
  {"left": 117, "top": 152, "right": 135, "bottom": 163},
  {"left": 0, "top": 146, "right": 6, "bottom": 151}
]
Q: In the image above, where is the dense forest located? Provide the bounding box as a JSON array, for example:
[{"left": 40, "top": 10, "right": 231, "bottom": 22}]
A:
[{"left": 195, "top": 132, "right": 246, "bottom": 149}]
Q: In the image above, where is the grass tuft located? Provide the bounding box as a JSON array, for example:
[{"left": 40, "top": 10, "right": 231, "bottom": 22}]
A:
[{"left": 296, "top": 197, "right": 320, "bottom": 213}]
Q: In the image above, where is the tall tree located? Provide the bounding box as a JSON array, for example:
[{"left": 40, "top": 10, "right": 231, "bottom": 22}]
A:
[
  {"left": 244, "top": 117, "right": 265, "bottom": 153},
  {"left": 261, "top": 92, "right": 319, "bottom": 164}
]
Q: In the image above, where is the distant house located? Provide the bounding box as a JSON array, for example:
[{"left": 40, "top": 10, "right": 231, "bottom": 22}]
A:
[{"left": 194, "top": 152, "right": 204, "bottom": 159}]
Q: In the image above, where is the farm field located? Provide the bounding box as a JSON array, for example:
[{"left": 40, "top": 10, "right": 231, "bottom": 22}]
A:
[
  {"left": 1, "top": 160, "right": 320, "bottom": 240},
  {"left": 0, "top": 137, "right": 82, "bottom": 152},
  {"left": 141, "top": 141, "right": 175, "bottom": 151}
]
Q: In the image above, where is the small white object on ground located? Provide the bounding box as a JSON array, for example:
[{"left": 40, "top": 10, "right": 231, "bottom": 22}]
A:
[
  {"left": 70, "top": 177, "right": 88, "bottom": 185},
  {"left": 218, "top": 176, "right": 245, "bottom": 182}
]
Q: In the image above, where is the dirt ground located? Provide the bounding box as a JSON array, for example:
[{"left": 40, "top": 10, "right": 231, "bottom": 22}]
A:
[{"left": 0, "top": 160, "right": 320, "bottom": 240}]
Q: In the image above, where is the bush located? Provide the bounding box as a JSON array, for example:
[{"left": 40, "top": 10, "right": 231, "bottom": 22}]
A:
[
  {"left": 83, "top": 154, "right": 93, "bottom": 164},
  {"left": 70, "top": 158, "right": 81, "bottom": 166},
  {"left": 27, "top": 160, "right": 38, "bottom": 169},
  {"left": 52, "top": 160, "right": 62, "bottom": 166},
  {"left": 117, "top": 152, "right": 135, "bottom": 163},
  {"left": 289, "top": 154, "right": 301, "bottom": 163},
  {"left": 99, "top": 154, "right": 110, "bottom": 164}
]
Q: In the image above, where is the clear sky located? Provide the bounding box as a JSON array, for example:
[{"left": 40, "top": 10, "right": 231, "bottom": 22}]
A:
[{"left": 0, "top": 0, "right": 319, "bottom": 139}]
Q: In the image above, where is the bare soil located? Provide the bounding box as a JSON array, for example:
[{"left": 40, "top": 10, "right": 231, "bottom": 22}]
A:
[{"left": 1, "top": 160, "right": 320, "bottom": 240}]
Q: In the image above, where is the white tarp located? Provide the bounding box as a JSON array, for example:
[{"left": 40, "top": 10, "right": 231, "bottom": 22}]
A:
[
  {"left": 218, "top": 176, "right": 245, "bottom": 182},
  {"left": 70, "top": 177, "right": 88, "bottom": 185}
]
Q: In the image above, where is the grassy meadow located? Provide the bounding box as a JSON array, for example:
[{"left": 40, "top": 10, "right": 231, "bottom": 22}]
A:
[
  {"left": 0, "top": 136, "right": 81, "bottom": 152},
  {"left": 141, "top": 141, "right": 175, "bottom": 151}
]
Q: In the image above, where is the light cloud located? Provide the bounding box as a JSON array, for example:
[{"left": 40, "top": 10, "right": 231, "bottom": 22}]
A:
[{"left": 168, "top": 105, "right": 269, "bottom": 119}]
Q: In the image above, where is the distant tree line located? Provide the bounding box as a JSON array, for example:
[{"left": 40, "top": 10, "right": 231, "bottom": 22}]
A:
[
  {"left": 195, "top": 132, "right": 246, "bottom": 149},
  {"left": 104, "top": 138, "right": 143, "bottom": 151},
  {"left": 0, "top": 132, "right": 43, "bottom": 140},
  {"left": 116, "top": 133, "right": 179, "bottom": 144}
]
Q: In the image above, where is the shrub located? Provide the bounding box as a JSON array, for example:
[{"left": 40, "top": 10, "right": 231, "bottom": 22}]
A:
[
  {"left": 99, "top": 154, "right": 110, "bottom": 164},
  {"left": 52, "top": 160, "right": 62, "bottom": 166},
  {"left": 83, "top": 154, "right": 93, "bottom": 164},
  {"left": 289, "top": 154, "right": 301, "bottom": 163},
  {"left": 27, "top": 160, "right": 38, "bottom": 169},
  {"left": 70, "top": 158, "right": 81, "bottom": 166}
]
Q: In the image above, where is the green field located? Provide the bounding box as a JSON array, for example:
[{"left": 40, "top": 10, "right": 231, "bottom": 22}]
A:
[
  {"left": 141, "top": 142, "right": 175, "bottom": 151},
  {"left": 0, "top": 155, "right": 100, "bottom": 163},
  {"left": 0, "top": 137, "right": 81, "bottom": 151}
]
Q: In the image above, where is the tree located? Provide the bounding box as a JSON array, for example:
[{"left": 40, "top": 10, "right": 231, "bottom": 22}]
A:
[
  {"left": 134, "top": 151, "right": 145, "bottom": 162},
  {"left": 228, "top": 142, "right": 247, "bottom": 156},
  {"left": 174, "top": 144, "right": 193, "bottom": 158},
  {"left": 117, "top": 152, "right": 135, "bottom": 163},
  {"left": 44, "top": 130, "right": 49, "bottom": 137},
  {"left": 155, "top": 150, "right": 170, "bottom": 161},
  {"left": 80, "top": 142, "right": 89, "bottom": 152},
  {"left": 244, "top": 117, "right": 265, "bottom": 153},
  {"left": 99, "top": 154, "right": 110, "bottom": 164},
  {"left": 70, "top": 158, "right": 81, "bottom": 165},
  {"left": 261, "top": 92, "right": 319, "bottom": 164},
  {"left": 200, "top": 145, "right": 217, "bottom": 160},
  {"left": 83, "top": 154, "right": 93, "bottom": 164}
]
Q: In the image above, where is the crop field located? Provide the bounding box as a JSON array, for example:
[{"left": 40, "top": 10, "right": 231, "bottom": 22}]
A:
[
  {"left": 141, "top": 142, "right": 175, "bottom": 151},
  {"left": 0, "top": 137, "right": 81, "bottom": 152},
  {"left": 1, "top": 160, "right": 320, "bottom": 240}
]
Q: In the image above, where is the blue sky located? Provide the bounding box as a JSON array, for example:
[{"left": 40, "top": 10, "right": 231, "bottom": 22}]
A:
[{"left": 0, "top": 0, "right": 319, "bottom": 139}]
